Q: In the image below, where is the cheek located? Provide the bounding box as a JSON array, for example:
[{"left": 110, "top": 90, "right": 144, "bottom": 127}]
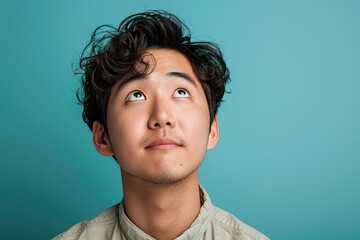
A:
[
  {"left": 182, "top": 109, "right": 210, "bottom": 144},
  {"left": 107, "top": 113, "right": 146, "bottom": 155}
]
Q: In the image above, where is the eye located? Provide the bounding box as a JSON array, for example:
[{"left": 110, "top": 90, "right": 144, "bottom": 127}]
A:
[
  {"left": 126, "top": 90, "right": 146, "bottom": 101},
  {"left": 173, "top": 88, "right": 190, "bottom": 98}
]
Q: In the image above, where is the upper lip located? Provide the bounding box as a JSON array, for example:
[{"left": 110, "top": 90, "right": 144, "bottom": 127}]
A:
[{"left": 145, "top": 137, "right": 182, "bottom": 148}]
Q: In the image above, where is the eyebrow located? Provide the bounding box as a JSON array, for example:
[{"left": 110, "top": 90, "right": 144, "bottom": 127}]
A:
[
  {"left": 114, "top": 74, "right": 147, "bottom": 95},
  {"left": 115, "top": 71, "right": 198, "bottom": 95},
  {"left": 166, "top": 72, "right": 197, "bottom": 86}
]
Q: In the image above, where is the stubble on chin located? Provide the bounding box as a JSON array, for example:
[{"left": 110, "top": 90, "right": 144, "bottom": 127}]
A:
[{"left": 120, "top": 166, "right": 198, "bottom": 186}]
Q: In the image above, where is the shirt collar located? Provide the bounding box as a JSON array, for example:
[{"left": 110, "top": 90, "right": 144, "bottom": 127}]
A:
[{"left": 118, "top": 185, "right": 213, "bottom": 240}]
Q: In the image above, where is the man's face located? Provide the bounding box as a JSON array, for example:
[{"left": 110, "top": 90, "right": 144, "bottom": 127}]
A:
[{"left": 96, "top": 48, "right": 218, "bottom": 184}]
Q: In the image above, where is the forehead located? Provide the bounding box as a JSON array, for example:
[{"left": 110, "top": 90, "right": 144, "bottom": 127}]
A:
[
  {"left": 114, "top": 48, "right": 202, "bottom": 90},
  {"left": 141, "top": 48, "right": 196, "bottom": 76}
]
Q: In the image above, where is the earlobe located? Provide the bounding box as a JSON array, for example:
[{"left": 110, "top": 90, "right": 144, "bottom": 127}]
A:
[
  {"left": 92, "top": 121, "right": 115, "bottom": 156},
  {"left": 207, "top": 116, "right": 219, "bottom": 150}
]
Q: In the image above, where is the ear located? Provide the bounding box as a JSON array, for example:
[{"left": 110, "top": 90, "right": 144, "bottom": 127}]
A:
[
  {"left": 207, "top": 116, "right": 219, "bottom": 150},
  {"left": 92, "top": 121, "right": 114, "bottom": 156}
]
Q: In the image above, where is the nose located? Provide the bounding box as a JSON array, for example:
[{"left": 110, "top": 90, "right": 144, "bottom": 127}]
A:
[{"left": 148, "top": 99, "right": 176, "bottom": 129}]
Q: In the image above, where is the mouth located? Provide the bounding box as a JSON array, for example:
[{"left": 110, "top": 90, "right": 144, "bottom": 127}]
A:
[{"left": 145, "top": 137, "right": 183, "bottom": 150}]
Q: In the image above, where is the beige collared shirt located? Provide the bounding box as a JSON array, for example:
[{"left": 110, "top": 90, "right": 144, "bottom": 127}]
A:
[{"left": 53, "top": 187, "right": 269, "bottom": 240}]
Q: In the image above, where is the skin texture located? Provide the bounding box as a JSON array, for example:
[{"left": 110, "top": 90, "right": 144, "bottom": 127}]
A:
[{"left": 92, "top": 48, "right": 219, "bottom": 239}]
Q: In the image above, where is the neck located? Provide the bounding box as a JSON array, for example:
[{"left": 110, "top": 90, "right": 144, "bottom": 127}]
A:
[{"left": 121, "top": 171, "right": 201, "bottom": 240}]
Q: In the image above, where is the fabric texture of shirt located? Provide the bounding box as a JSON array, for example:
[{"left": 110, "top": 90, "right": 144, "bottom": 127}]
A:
[{"left": 53, "top": 187, "right": 269, "bottom": 240}]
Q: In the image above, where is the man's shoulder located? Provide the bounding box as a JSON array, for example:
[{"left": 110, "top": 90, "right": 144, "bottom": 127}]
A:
[
  {"left": 52, "top": 204, "right": 120, "bottom": 240},
  {"left": 210, "top": 205, "right": 269, "bottom": 240}
]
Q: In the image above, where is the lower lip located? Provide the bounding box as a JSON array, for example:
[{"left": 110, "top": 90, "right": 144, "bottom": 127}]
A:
[{"left": 147, "top": 144, "right": 180, "bottom": 150}]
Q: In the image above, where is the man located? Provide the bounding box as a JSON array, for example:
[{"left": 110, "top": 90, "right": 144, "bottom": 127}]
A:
[{"left": 54, "top": 10, "right": 269, "bottom": 240}]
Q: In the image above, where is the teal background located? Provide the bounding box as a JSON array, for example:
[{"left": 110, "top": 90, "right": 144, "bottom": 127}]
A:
[{"left": 1, "top": 0, "right": 359, "bottom": 239}]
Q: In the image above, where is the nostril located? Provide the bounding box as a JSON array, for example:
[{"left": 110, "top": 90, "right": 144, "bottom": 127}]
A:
[{"left": 152, "top": 122, "right": 172, "bottom": 128}]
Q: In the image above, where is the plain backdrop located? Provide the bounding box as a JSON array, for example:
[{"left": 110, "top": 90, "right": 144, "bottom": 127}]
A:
[{"left": 1, "top": 0, "right": 359, "bottom": 239}]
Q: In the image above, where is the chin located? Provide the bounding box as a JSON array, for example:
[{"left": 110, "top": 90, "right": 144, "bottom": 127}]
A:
[
  {"left": 145, "top": 167, "right": 198, "bottom": 185},
  {"left": 145, "top": 176, "right": 186, "bottom": 185}
]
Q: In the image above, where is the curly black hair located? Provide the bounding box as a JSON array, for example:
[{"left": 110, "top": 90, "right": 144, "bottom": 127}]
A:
[{"left": 77, "top": 10, "right": 230, "bottom": 132}]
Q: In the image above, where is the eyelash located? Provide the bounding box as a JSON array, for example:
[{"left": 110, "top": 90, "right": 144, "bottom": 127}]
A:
[
  {"left": 172, "top": 88, "right": 190, "bottom": 98},
  {"left": 126, "top": 90, "right": 146, "bottom": 101},
  {"left": 125, "top": 88, "right": 190, "bottom": 102}
]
